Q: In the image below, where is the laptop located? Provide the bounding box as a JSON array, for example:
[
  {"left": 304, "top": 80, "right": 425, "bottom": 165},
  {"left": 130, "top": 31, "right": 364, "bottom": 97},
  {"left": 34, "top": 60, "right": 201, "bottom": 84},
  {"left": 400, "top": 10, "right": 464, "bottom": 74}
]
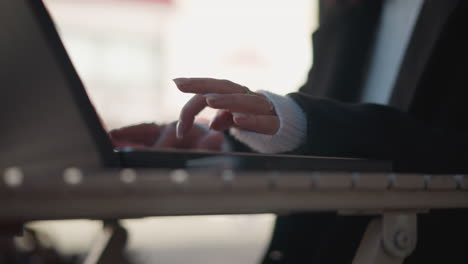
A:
[{"left": 0, "top": 0, "right": 391, "bottom": 173}]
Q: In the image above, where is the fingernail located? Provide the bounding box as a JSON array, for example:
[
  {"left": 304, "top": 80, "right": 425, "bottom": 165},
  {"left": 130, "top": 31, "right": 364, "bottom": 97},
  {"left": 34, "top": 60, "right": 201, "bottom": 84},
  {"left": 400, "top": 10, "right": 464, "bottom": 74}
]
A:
[
  {"left": 232, "top": 112, "right": 248, "bottom": 122},
  {"left": 205, "top": 94, "right": 224, "bottom": 106},
  {"left": 176, "top": 120, "right": 185, "bottom": 139},
  {"left": 205, "top": 93, "right": 223, "bottom": 100},
  {"left": 173, "top": 78, "right": 190, "bottom": 86}
]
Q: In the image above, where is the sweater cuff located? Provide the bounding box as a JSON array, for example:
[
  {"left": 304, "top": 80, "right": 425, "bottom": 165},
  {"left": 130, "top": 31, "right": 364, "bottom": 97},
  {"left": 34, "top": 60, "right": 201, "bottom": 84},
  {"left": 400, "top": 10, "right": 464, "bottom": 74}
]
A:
[{"left": 229, "top": 90, "right": 307, "bottom": 153}]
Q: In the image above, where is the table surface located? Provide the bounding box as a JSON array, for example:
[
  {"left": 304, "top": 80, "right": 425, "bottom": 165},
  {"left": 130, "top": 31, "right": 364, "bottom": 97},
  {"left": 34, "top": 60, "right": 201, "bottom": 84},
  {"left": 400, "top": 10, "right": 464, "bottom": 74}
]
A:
[{"left": 1, "top": 168, "right": 468, "bottom": 222}]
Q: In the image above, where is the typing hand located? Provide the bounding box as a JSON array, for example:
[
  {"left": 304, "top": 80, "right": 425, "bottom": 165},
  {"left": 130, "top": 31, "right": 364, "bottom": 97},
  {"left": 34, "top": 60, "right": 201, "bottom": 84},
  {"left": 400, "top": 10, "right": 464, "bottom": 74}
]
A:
[
  {"left": 109, "top": 122, "right": 225, "bottom": 151},
  {"left": 173, "top": 77, "right": 279, "bottom": 138}
]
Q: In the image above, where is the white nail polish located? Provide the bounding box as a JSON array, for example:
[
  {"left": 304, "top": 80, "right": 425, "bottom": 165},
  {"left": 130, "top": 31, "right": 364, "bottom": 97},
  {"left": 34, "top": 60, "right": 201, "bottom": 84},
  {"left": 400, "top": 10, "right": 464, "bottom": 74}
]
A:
[
  {"left": 176, "top": 121, "right": 184, "bottom": 139},
  {"left": 232, "top": 113, "right": 249, "bottom": 125},
  {"left": 173, "top": 78, "right": 189, "bottom": 86}
]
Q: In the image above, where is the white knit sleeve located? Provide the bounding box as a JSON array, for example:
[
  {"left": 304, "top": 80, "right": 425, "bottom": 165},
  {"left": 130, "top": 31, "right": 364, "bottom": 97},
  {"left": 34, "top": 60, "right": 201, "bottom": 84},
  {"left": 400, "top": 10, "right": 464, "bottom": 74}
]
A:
[{"left": 229, "top": 90, "right": 307, "bottom": 153}]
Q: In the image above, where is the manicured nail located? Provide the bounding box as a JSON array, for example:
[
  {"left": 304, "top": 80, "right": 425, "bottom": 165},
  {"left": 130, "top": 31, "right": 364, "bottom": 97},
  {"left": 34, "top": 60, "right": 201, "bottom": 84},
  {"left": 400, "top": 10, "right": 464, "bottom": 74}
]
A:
[
  {"left": 173, "top": 78, "right": 190, "bottom": 86},
  {"left": 205, "top": 94, "right": 224, "bottom": 106},
  {"left": 205, "top": 93, "right": 223, "bottom": 100},
  {"left": 232, "top": 112, "right": 248, "bottom": 123},
  {"left": 176, "top": 120, "right": 185, "bottom": 139}
]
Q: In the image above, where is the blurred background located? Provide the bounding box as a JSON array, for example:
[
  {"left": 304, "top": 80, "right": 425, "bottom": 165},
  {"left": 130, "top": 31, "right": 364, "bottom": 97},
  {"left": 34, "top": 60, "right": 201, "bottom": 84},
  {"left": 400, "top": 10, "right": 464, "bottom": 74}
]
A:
[{"left": 25, "top": 0, "right": 318, "bottom": 263}]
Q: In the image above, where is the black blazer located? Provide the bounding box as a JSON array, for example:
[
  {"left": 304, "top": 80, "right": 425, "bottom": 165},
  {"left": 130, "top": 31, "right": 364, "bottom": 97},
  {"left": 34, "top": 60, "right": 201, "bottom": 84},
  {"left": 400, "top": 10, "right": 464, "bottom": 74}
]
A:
[
  {"left": 293, "top": 0, "right": 467, "bottom": 174},
  {"left": 261, "top": 0, "right": 468, "bottom": 263}
]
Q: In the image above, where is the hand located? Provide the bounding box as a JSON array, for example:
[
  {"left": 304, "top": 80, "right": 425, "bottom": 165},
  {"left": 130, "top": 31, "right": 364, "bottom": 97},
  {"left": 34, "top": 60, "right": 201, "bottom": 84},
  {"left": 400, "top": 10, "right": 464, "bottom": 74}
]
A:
[
  {"left": 173, "top": 78, "right": 279, "bottom": 138},
  {"left": 109, "top": 122, "right": 225, "bottom": 151}
]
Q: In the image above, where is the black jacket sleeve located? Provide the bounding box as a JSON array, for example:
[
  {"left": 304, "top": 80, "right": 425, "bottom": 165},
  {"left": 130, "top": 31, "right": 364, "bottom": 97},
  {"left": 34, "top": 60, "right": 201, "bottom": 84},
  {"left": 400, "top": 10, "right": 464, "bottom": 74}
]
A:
[{"left": 289, "top": 92, "right": 468, "bottom": 173}]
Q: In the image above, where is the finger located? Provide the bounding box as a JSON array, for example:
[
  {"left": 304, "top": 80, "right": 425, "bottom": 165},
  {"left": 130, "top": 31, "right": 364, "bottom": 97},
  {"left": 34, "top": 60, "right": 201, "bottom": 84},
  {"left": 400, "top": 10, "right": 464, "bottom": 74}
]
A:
[
  {"left": 177, "top": 94, "right": 208, "bottom": 138},
  {"left": 209, "top": 110, "right": 234, "bottom": 131},
  {"left": 205, "top": 94, "right": 274, "bottom": 115},
  {"left": 155, "top": 123, "right": 212, "bottom": 149},
  {"left": 109, "top": 123, "right": 160, "bottom": 146},
  {"left": 196, "top": 132, "right": 225, "bottom": 151},
  {"left": 232, "top": 113, "right": 280, "bottom": 135},
  {"left": 154, "top": 124, "right": 180, "bottom": 149},
  {"left": 173, "top": 78, "right": 247, "bottom": 94}
]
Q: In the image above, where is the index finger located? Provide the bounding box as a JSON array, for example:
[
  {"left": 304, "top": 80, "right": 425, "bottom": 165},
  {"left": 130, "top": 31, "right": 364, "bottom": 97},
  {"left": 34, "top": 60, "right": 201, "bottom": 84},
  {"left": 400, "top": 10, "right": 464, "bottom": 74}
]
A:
[{"left": 173, "top": 78, "right": 247, "bottom": 94}]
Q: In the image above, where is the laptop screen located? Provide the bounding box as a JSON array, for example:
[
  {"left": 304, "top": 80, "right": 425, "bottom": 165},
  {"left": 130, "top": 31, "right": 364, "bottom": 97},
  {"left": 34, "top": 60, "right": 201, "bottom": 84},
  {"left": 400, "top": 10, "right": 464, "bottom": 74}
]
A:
[{"left": 0, "top": 0, "right": 119, "bottom": 172}]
